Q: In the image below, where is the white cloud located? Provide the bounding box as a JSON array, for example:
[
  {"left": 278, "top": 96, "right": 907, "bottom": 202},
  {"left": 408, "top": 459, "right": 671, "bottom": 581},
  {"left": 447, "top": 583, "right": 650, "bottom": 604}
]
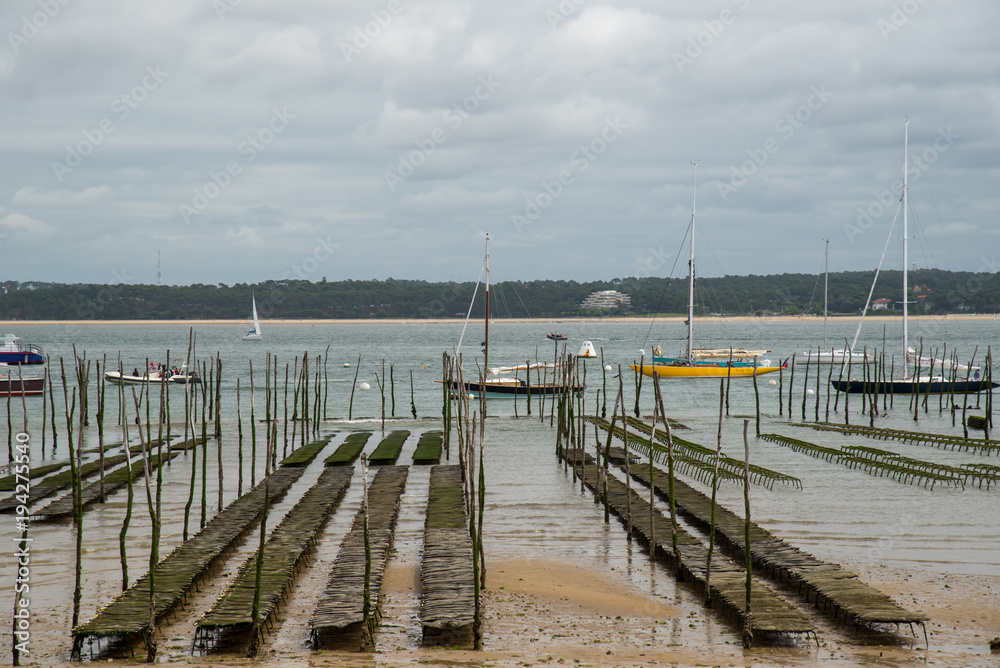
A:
[
  {"left": 0, "top": 212, "right": 54, "bottom": 235},
  {"left": 1, "top": 0, "right": 999, "bottom": 284}
]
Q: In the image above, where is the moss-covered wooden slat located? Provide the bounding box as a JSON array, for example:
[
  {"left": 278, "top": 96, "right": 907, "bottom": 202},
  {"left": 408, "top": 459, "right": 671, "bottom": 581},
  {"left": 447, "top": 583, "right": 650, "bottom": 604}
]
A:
[
  {"left": 35, "top": 451, "right": 180, "bottom": 519},
  {"left": 412, "top": 430, "right": 444, "bottom": 466},
  {"left": 71, "top": 467, "right": 306, "bottom": 658},
  {"left": 624, "top": 463, "right": 928, "bottom": 634},
  {"left": 279, "top": 433, "right": 334, "bottom": 466},
  {"left": 324, "top": 432, "right": 372, "bottom": 466},
  {"left": 196, "top": 466, "right": 354, "bottom": 650},
  {"left": 420, "top": 465, "right": 474, "bottom": 646},
  {"left": 310, "top": 466, "right": 409, "bottom": 651},
  {"left": 564, "top": 448, "right": 814, "bottom": 639},
  {"left": 793, "top": 422, "right": 1000, "bottom": 455},
  {"left": 640, "top": 414, "right": 690, "bottom": 429},
  {"left": 367, "top": 430, "right": 410, "bottom": 465},
  {"left": 0, "top": 454, "right": 130, "bottom": 513},
  {"left": 588, "top": 416, "right": 801, "bottom": 490},
  {"left": 761, "top": 434, "right": 965, "bottom": 489},
  {"left": 0, "top": 461, "right": 69, "bottom": 491}
]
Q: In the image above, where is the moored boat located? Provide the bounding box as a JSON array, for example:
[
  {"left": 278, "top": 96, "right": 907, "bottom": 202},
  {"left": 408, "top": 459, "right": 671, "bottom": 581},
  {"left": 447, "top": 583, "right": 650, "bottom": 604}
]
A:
[
  {"left": 104, "top": 363, "right": 198, "bottom": 385},
  {"left": 0, "top": 372, "right": 45, "bottom": 397},
  {"left": 0, "top": 333, "right": 45, "bottom": 365},
  {"left": 631, "top": 165, "right": 783, "bottom": 380},
  {"left": 829, "top": 121, "right": 997, "bottom": 395}
]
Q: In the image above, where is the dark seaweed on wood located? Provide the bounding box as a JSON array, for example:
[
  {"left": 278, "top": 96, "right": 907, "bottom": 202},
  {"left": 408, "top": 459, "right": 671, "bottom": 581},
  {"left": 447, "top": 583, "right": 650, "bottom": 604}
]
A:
[
  {"left": 761, "top": 433, "right": 969, "bottom": 489},
  {"left": 71, "top": 467, "right": 306, "bottom": 658},
  {"left": 419, "top": 465, "right": 475, "bottom": 646},
  {"left": 310, "top": 465, "right": 409, "bottom": 651},
  {"left": 367, "top": 430, "right": 410, "bottom": 465},
  {"left": 0, "top": 461, "right": 69, "bottom": 491},
  {"left": 794, "top": 421, "right": 1000, "bottom": 455},
  {"left": 0, "top": 454, "right": 129, "bottom": 512},
  {"left": 324, "top": 432, "right": 373, "bottom": 466},
  {"left": 195, "top": 466, "right": 354, "bottom": 649},
  {"left": 564, "top": 448, "right": 815, "bottom": 638},
  {"left": 34, "top": 451, "right": 179, "bottom": 519},
  {"left": 278, "top": 433, "right": 334, "bottom": 466},
  {"left": 625, "top": 461, "right": 928, "bottom": 634},
  {"left": 412, "top": 430, "right": 444, "bottom": 465}
]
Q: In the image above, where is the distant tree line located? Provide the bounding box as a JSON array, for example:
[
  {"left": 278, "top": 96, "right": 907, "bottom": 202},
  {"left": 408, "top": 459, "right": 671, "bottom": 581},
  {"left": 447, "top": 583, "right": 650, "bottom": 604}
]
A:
[{"left": 2, "top": 269, "right": 999, "bottom": 320}]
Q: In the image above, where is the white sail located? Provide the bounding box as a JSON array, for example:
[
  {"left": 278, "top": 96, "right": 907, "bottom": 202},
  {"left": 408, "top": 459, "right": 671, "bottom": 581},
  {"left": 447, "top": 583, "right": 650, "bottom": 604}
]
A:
[{"left": 244, "top": 294, "right": 262, "bottom": 340}]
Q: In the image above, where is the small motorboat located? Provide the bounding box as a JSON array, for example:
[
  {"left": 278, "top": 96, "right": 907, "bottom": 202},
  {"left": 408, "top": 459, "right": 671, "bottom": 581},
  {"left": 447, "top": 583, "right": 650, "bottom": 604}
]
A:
[{"left": 104, "top": 363, "right": 198, "bottom": 385}]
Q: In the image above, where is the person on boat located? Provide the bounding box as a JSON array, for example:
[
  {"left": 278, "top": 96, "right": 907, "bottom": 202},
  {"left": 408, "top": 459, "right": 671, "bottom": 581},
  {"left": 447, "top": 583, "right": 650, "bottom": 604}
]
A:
[{"left": 132, "top": 368, "right": 139, "bottom": 377}]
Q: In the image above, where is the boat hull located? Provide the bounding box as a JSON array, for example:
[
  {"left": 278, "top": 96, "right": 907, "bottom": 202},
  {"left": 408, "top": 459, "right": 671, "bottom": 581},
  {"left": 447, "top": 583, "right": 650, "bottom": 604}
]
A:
[
  {"left": 0, "top": 377, "right": 45, "bottom": 397},
  {"left": 631, "top": 363, "right": 781, "bottom": 379},
  {"left": 0, "top": 352, "right": 45, "bottom": 365},
  {"left": 449, "top": 380, "right": 582, "bottom": 398},
  {"left": 831, "top": 379, "right": 999, "bottom": 394},
  {"left": 104, "top": 372, "right": 198, "bottom": 385}
]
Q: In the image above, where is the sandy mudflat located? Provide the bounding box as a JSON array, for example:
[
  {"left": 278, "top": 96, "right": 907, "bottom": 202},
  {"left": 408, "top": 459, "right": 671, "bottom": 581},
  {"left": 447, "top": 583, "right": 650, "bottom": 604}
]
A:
[{"left": 15, "top": 556, "right": 998, "bottom": 667}]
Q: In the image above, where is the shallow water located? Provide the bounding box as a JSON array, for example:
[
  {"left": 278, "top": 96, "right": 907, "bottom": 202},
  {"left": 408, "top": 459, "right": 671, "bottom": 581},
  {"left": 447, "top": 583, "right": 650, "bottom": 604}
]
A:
[{"left": 1, "top": 319, "right": 998, "bottom": 662}]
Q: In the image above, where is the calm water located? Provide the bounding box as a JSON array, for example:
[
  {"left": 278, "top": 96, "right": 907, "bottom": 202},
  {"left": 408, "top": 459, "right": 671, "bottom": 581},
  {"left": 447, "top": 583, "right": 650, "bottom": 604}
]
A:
[{"left": 1, "top": 318, "right": 998, "bottom": 659}]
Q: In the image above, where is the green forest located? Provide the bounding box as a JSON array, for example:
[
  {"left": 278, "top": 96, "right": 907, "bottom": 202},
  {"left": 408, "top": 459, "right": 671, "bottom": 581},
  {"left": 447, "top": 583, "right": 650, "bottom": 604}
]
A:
[{"left": 1, "top": 268, "right": 998, "bottom": 320}]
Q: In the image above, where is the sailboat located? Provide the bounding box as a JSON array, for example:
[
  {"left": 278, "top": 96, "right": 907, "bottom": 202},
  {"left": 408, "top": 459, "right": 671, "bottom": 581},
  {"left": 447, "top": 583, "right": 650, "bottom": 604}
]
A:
[
  {"left": 244, "top": 293, "right": 262, "bottom": 340},
  {"left": 445, "top": 235, "right": 582, "bottom": 397},
  {"left": 632, "top": 165, "right": 784, "bottom": 379},
  {"left": 831, "top": 121, "right": 997, "bottom": 395}
]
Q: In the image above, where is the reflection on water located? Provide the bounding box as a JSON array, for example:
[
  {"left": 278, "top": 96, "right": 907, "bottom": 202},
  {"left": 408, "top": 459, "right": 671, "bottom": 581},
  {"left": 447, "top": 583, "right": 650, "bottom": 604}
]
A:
[{"left": 1, "top": 320, "right": 998, "bottom": 661}]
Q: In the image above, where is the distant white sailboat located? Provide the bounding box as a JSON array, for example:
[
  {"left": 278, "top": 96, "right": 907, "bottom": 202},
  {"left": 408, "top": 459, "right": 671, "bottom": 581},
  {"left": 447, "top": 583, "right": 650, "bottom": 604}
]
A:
[{"left": 244, "top": 294, "right": 262, "bottom": 340}]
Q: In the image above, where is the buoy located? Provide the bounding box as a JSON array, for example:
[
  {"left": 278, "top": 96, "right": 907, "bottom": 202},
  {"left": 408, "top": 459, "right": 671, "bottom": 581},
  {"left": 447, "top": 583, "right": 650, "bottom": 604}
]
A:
[
  {"left": 604, "top": 365, "right": 613, "bottom": 372},
  {"left": 806, "top": 389, "right": 815, "bottom": 395},
  {"left": 768, "top": 379, "right": 777, "bottom": 386},
  {"left": 343, "top": 363, "right": 350, "bottom": 367},
  {"left": 360, "top": 382, "right": 370, "bottom": 390}
]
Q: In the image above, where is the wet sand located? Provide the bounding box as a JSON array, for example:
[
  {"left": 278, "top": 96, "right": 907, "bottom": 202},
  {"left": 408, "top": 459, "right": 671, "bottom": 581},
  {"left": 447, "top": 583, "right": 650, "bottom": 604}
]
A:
[{"left": 9, "top": 556, "right": 999, "bottom": 667}]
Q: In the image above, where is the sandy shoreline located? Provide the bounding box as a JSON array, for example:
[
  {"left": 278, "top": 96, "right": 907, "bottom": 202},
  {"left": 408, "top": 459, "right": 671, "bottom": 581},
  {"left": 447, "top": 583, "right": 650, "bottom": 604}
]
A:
[
  {"left": 2, "top": 314, "right": 997, "bottom": 326},
  {"left": 17, "top": 557, "right": 996, "bottom": 667}
]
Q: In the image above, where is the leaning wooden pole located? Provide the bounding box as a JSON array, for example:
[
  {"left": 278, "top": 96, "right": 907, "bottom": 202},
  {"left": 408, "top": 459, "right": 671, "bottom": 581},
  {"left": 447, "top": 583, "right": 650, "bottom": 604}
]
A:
[
  {"left": 60, "top": 359, "right": 83, "bottom": 628},
  {"left": 741, "top": 418, "right": 753, "bottom": 649},
  {"left": 652, "top": 374, "right": 681, "bottom": 574},
  {"left": 705, "top": 376, "right": 724, "bottom": 603},
  {"left": 118, "top": 364, "right": 133, "bottom": 588}
]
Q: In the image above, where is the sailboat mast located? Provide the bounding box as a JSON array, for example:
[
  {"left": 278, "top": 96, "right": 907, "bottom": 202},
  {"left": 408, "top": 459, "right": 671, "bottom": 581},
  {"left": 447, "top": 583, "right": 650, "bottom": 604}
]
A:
[
  {"left": 484, "top": 234, "right": 490, "bottom": 374},
  {"left": 687, "top": 163, "right": 697, "bottom": 363},
  {"left": 823, "top": 238, "right": 829, "bottom": 349},
  {"left": 902, "top": 120, "right": 909, "bottom": 371}
]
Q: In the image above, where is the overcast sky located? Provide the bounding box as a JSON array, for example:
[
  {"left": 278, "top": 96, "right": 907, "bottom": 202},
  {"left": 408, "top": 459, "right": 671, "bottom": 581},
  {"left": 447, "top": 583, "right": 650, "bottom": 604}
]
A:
[{"left": 1, "top": 0, "right": 998, "bottom": 287}]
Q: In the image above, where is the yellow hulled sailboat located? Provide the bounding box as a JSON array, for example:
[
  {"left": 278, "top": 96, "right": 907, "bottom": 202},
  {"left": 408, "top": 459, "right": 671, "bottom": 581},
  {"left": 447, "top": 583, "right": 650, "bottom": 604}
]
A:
[{"left": 631, "top": 165, "right": 784, "bottom": 380}]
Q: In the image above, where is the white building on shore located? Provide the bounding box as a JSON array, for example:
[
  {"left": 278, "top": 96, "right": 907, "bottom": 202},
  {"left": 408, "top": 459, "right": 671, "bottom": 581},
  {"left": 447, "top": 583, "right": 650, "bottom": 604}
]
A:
[{"left": 580, "top": 290, "right": 631, "bottom": 310}]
